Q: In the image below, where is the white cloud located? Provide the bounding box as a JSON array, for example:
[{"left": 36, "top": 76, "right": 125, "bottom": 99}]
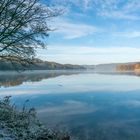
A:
[
  {"left": 37, "top": 45, "right": 140, "bottom": 64},
  {"left": 92, "top": 0, "right": 140, "bottom": 20},
  {"left": 49, "top": 0, "right": 140, "bottom": 20},
  {"left": 124, "top": 0, "right": 140, "bottom": 12},
  {"left": 83, "top": 0, "right": 91, "bottom": 10},
  {"left": 68, "top": 0, "right": 140, "bottom": 20},
  {"left": 114, "top": 31, "right": 140, "bottom": 38},
  {"left": 99, "top": 10, "right": 139, "bottom": 20},
  {"left": 50, "top": 0, "right": 91, "bottom": 10},
  {"left": 53, "top": 19, "right": 99, "bottom": 39}
]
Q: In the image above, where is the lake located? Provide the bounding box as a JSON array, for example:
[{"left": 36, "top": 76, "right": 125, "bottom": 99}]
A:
[{"left": 0, "top": 70, "right": 140, "bottom": 140}]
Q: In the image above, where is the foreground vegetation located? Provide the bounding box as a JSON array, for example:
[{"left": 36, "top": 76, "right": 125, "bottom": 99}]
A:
[{"left": 0, "top": 96, "right": 70, "bottom": 140}]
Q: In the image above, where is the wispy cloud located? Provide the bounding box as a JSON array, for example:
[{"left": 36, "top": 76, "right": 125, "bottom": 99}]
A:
[
  {"left": 50, "top": 0, "right": 91, "bottom": 10},
  {"left": 99, "top": 10, "right": 139, "bottom": 20},
  {"left": 53, "top": 19, "right": 99, "bottom": 39},
  {"left": 51, "top": 0, "right": 140, "bottom": 20},
  {"left": 114, "top": 31, "right": 140, "bottom": 38},
  {"left": 83, "top": 0, "right": 91, "bottom": 10},
  {"left": 38, "top": 45, "right": 140, "bottom": 64},
  {"left": 93, "top": 0, "right": 140, "bottom": 20}
]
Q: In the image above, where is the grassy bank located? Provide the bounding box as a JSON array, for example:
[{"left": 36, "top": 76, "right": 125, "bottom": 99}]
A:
[{"left": 0, "top": 96, "right": 70, "bottom": 140}]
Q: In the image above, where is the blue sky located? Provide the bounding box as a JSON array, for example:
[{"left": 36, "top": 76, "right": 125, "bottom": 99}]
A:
[{"left": 38, "top": 0, "right": 140, "bottom": 64}]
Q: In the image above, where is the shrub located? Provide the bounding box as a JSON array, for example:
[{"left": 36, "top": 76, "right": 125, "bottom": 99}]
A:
[{"left": 0, "top": 96, "right": 70, "bottom": 140}]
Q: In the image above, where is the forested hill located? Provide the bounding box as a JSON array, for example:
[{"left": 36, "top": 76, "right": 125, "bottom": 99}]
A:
[
  {"left": 116, "top": 62, "right": 140, "bottom": 72},
  {"left": 0, "top": 59, "right": 86, "bottom": 70}
]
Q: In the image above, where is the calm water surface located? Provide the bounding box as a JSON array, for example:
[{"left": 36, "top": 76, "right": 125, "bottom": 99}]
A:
[{"left": 0, "top": 70, "right": 140, "bottom": 140}]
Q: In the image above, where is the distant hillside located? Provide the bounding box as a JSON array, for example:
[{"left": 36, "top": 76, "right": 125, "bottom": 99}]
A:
[
  {"left": 116, "top": 62, "right": 140, "bottom": 72},
  {"left": 0, "top": 59, "right": 86, "bottom": 70}
]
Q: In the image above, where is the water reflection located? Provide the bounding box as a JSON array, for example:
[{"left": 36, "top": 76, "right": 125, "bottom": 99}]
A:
[
  {"left": 1, "top": 71, "right": 140, "bottom": 96},
  {"left": 0, "top": 70, "right": 83, "bottom": 88},
  {"left": 0, "top": 70, "right": 140, "bottom": 88}
]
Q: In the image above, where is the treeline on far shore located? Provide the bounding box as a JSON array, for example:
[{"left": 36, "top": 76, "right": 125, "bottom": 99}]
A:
[
  {"left": 116, "top": 63, "right": 140, "bottom": 72},
  {"left": 0, "top": 59, "right": 86, "bottom": 71}
]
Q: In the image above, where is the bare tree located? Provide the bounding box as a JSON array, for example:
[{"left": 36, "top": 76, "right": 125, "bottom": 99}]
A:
[{"left": 0, "top": 0, "right": 60, "bottom": 67}]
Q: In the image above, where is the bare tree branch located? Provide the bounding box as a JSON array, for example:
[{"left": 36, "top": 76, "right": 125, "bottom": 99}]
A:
[{"left": 0, "top": 0, "right": 61, "bottom": 69}]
